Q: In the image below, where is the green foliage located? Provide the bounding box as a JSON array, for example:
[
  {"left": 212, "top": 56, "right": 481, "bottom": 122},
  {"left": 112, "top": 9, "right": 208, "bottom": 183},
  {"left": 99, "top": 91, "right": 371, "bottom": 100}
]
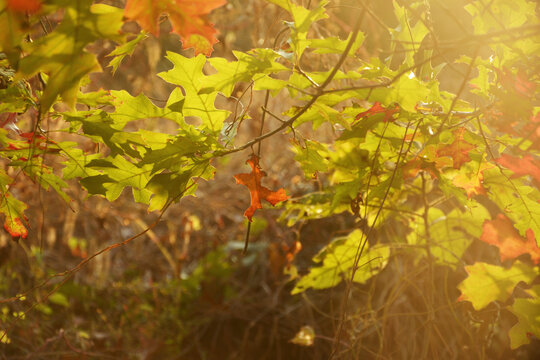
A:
[
  {"left": 508, "top": 285, "right": 540, "bottom": 349},
  {"left": 292, "top": 230, "right": 389, "bottom": 294},
  {"left": 457, "top": 261, "right": 538, "bottom": 310}
]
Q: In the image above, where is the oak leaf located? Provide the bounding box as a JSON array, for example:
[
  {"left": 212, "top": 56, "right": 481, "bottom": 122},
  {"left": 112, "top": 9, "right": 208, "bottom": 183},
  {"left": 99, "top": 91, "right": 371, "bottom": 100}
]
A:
[
  {"left": 124, "top": 0, "right": 226, "bottom": 56},
  {"left": 0, "top": 193, "right": 28, "bottom": 240},
  {"left": 354, "top": 102, "right": 399, "bottom": 124},
  {"left": 481, "top": 214, "right": 540, "bottom": 264},
  {"left": 496, "top": 154, "right": 540, "bottom": 186},
  {"left": 234, "top": 154, "right": 289, "bottom": 221},
  {"left": 497, "top": 67, "right": 536, "bottom": 98},
  {"left": 4, "top": 217, "right": 28, "bottom": 239},
  {"left": 402, "top": 157, "right": 438, "bottom": 180},
  {"left": 452, "top": 162, "right": 493, "bottom": 199},
  {"left": 436, "top": 127, "right": 476, "bottom": 169}
]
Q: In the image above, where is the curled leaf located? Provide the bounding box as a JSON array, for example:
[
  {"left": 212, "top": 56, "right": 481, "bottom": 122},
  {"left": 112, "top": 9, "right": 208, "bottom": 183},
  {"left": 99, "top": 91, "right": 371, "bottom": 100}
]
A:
[
  {"left": 0, "top": 193, "right": 28, "bottom": 240},
  {"left": 290, "top": 325, "right": 315, "bottom": 346}
]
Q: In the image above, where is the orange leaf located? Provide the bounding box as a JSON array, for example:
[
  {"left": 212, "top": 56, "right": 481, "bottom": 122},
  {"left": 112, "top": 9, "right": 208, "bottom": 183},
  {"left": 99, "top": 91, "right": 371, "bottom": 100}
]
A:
[
  {"left": 402, "top": 157, "right": 439, "bottom": 180},
  {"left": 436, "top": 127, "right": 476, "bottom": 169},
  {"left": 354, "top": 102, "right": 399, "bottom": 124},
  {"left": 524, "top": 112, "right": 540, "bottom": 151},
  {"left": 481, "top": 214, "right": 540, "bottom": 264},
  {"left": 234, "top": 154, "right": 289, "bottom": 221},
  {"left": 7, "top": 0, "right": 41, "bottom": 13},
  {"left": 497, "top": 67, "right": 536, "bottom": 98},
  {"left": 124, "top": 0, "right": 226, "bottom": 56},
  {"left": 496, "top": 154, "right": 540, "bottom": 185},
  {"left": 452, "top": 162, "right": 493, "bottom": 199},
  {"left": 3, "top": 214, "right": 28, "bottom": 240}
]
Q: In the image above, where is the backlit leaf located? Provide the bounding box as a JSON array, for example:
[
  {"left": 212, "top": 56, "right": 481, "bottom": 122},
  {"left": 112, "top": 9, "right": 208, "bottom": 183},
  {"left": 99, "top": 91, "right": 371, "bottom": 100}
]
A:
[
  {"left": 0, "top": 169, "right": 28, "bottom": 239},
  {"left": 159, "top": 52, "right": 229, "bottom": 133},
  {"left": 234, "top": 154, "right": 289, "bottom": 221},
  {"left": 354, "top": 102, "right": 399, "bottom": 124},
  {"left": 480, "top": 214, "right": 540, "bottom": 264},
  {"left": 292, "top": 230, "right": 390, "bottom": 294},
  {"left": 16, "top": 1, "right": 124, "bottom": 112},
  {"left": 436, "top": 127, "right": 476, "bottom": 169},
  {"left": 496, "top": 154, "right": 540, "bottom": 186},
  {"left": 508, "top": 285, "right": 540, "bottom": 349},
  {"left": 268, "top": 0, "right": 328, "bottom": 59},
  {"left": 451, "top": 162, "right": 493, "bottom": 199},
  {"left": 457, "top": 261, "right": 538, "bottom": 310},
  {"left": 124, "top": 0, "right": 226, "bottom": 56},
  {"left": 290, "top": 325, "right": 315, "bottom": 346},
  {"left": 107, "top": 32, "right": 147, "bottom": 74}
]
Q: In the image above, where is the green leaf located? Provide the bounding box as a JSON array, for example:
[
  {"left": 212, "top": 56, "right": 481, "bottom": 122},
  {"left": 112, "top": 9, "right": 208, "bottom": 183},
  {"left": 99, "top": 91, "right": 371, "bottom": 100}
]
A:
[
  {"left": 110, "top": 90, "right": 184, "bottom": 127},
  {"left": 292, "top": 140, "right": 328, "bottom": 178},
  {"left": 0, "top": 81, "right": 35, "bottom": 112},
  {"left": 457, "top": 261, "right": 538, "bottom": 310},
  {"left": 205, "top": 49, "right": 288, "bottom": 97},
  {"left": 107, "top": 32, "right": 147, "bottom": 74},
  {"left": 11, "top": 158, "right": 71, "bottom": 203},
  {"left": 386, "top": 74, "right": 429, "bottom": 112},
  {"left": 63, "top": 111, "right": 144, "bottom": 157},
  {"left": 465, "top": 0, "right": 537, "bottom": 33},
  {"left": 508, "top": 285, "right": 540, "bottom": 349},
  {"left": 292, "top": 229, "right": 390, "bottom": 294},
  {"left": 408, "top": 204, "right": 490, "bottom": 267},
  {"left": 268, "top": 0, "right": 329, "bottom": 59},
  {"left": 61, "top": 146, "right": 102, "bottom": 180},
  {"left": 146, "top": 161, "right": 214, "bottom": 212},
  {"left": 391, "top": 0, "right": 429, "bottom": 66},
  {"left": 483, "top": 168, "right": 540, "bottom": 244},
  {"left": 159, "top": 52, "right": 229, "bottom": 133},
  {"left": 309, "top": 31, "right": 364, "bottom": 56},
  {"left": 83, "top": 155, "right": 153, "bottom": 203},
  {"left": 140, "top": 133, "right": 210, "bottom": 173},
  {"left": 77, "top": 89, "right": 114, "bottom": 107},
  {"left": 15, "top": 1, "right": 125, "bottom": 112},
  {"left": 48, "top": 292, "right": 69, "bottom": 307}
]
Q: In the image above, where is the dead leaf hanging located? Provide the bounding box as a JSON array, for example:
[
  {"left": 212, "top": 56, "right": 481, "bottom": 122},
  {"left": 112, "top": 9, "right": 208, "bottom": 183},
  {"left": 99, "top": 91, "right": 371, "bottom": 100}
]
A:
[{"left": 234, "top": 154, "right": 289, "bottom": 221}]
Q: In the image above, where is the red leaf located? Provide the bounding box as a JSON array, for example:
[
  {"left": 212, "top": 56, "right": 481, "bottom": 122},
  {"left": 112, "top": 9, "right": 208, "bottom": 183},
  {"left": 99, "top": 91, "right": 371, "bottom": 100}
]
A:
[
  {"left": 496, "top": 154, "right": 540, "bottom": 185},
  {"left": 524, "top": 112, "right": 540, "bottom": 150},
  {"left": 4, "top": 217, "right": 28, "bottom": 239},
  {"left": 497, "top": 67, "right": 536, "bottom": 98},
  {"left": 402, "top": 157, "right": 438, "bottom": 180},
  {"left": 6, "top": 0, "right": 41, "bottom": 13},
  {"left": 1, "top": 194, "right": 29, "bottom": 240},
  {"left": 436, "top": 127, "right": 476, "bottom": 169},
  {"left": 481, "top": 214, "right": 540, "bottom": 264},
  {"left": 124, "top": 0, "right": 226, "bottom": 56},
  {"left": 354, "top": 102, "right": 399, "bottom": 124},
  {"left": 234, "top": 154, "right": 289, "bottom": 221}
]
